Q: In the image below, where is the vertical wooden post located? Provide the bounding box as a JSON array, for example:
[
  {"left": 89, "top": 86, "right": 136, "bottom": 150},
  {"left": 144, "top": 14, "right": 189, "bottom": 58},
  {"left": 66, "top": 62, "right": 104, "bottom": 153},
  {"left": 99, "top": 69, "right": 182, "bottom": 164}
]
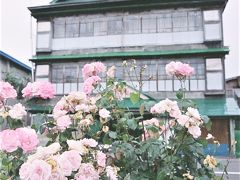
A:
[{"left": 230, "top": 118, "right": 236, "bottom": 156}]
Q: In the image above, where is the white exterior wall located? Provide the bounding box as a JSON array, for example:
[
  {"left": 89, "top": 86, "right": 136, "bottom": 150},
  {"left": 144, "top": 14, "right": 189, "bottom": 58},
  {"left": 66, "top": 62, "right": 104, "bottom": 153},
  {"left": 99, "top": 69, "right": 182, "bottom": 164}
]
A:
[
  {"left": 52, "top": 31, "right": 203, "bottom": 50},
  {"left": 223, "top": 0, "right": 240, "bottom": 79}
]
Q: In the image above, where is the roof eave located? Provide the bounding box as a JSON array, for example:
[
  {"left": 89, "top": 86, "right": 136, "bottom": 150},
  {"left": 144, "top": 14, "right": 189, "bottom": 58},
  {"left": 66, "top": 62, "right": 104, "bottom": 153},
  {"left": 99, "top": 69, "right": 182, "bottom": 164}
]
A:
[{"left": 29, "top": 0, "right": 228, "bottom": 19}]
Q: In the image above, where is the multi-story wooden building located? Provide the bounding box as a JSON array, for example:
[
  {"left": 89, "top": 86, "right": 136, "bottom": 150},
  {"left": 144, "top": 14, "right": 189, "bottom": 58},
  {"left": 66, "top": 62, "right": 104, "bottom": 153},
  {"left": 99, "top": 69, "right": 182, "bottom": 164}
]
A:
[{"left": 29, "top": 0, "right": 240, "bottom": 156}]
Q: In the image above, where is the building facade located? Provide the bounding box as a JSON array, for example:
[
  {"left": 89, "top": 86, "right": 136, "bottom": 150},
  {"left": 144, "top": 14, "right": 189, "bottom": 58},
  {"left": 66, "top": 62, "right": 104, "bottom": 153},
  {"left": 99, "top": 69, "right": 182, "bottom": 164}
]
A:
[
  {"left": 0, "top": 50, "right": 31, "bottom": 81},
  {"left": 29, "top": 0, "right": 240, "bottom": 156}
]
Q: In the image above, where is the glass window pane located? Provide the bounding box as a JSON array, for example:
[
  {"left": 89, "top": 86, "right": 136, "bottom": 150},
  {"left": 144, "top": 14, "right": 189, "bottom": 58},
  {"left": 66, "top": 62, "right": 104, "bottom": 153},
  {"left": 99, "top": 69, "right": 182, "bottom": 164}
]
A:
[
  {"left": 158, "top": 14, "right": 172, "bottom": 32},
  {"left": 108, "top": 20, "right": 122, "bottom": 35},
  {"left": 94, "top": 21, "right": 107, "bottom": 36},
  {"left": 188, "top": 11, "right": 203, "bottom": 31},
  {"left": 52, "top": 65, "right": 63, "bottom": 83},
  {"left": 172, "top": 12, "right": 188, "bottom": 32},
  {"left": 36, "top": 65, "right": 49, "bottom": 76},
  {"left": 166, "top": 80, "right": 173, "bottom": 91},
  {"left": 53, "top": 18, "right": 65, "bottom": 38},
  {"left": 203, "top": 10, "right": 220, "bottom": 21},
  {"left": 64, "top": 66, "right": 78, "bottom": 83},
  {"left": 142, "top": 17, "right": 157, "bottom": 33},
  {"left": 124, "top": 16, "right": 141, "bottom": 34},
  {"left": 204, "top": 23, "right": 221, "bottom": 40},
  {"left": 80, "top": 22, "right": 93, "bottom": 36},
  {"left": 66, "top": 20, "right": 79, "bottom": 38},
  {"left": 206, "top": 58, "right": 222, "bottom": 70},
  {"left": 207, "top": 72, "right": 223, "bottom": 90}
]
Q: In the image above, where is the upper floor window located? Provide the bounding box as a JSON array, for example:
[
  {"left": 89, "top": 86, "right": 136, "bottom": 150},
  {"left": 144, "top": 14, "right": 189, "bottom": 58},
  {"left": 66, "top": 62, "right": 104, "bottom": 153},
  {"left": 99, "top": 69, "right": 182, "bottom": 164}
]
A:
[
  {"left": 49, "top": 58, "right": 208, "bottom": 95},
  {"left": 203, "top": 10, "right": 222, "bottom": 41},
  {"left": 52, "top": 9, "right": 203, "bottom": 38},
  {"left": 37, "top": 21, "right": 51, "bottom": 51}
]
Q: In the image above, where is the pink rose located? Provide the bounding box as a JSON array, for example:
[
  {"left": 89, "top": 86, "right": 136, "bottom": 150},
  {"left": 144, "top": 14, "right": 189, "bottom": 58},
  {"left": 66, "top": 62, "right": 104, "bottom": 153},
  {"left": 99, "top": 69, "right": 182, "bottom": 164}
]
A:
[
  {"left": 0, "top": 129, "right": 20, "bottom": 152},
  {"left": 107, "top": 66, "right": 116, "bottom": 78},
  {"left": 106, "top": 166, "right": 118, "bottom": 180},
  {"left": 56, "top": 115, "right": 72, "bottom": 130},
  {"left": 58, "top": 150, "right": 82, "bottom": 175},
  {"left": 19, "top": 160, "right": 51, "bottom": 180},
  {"left": 82, "top": 63, "right": 95, "bottom": 79},
  {"left": 0, "top": 81, "right": 17, "bottom": 101},
  {"left": 165, "top": 61, "right": 176, "bottom": 76},
  {"left": 80, "top": 138, "right": 98, "bottom": 147},
  {"left": 99, "top": 108, "right": 111, "bottom": 119},
  {"left": 75, "top": 163, "right": 99, "bottom": 180},
  {"left": 175, "top": 63, "right": 194, "bottom": 77},
  {"left": 50, "top": 170, "right": 67, "bottom": 180},
  {"left": 177, "top": 115, "right": 189, "bottom": 127},
  {"left": 96, "top": 151, "right": 106, "bottom": 168},
  {"left": 16, "top": 127, "right": 39, "bottom": 153},
  {"left": 188, "top": 125, "right": 201, "bottom": 138},
  {"left": 8, "top": 103, "right": 27, "bottom": 119},
  {"left": 38, "top": 82, "right": 55, "bottom": 99},
  {"left": 22, "top": 82, "right": 55, "bottom": 99},
  {"left": 165, "top": 61, "right": 194, "bottom": 78},
  {"left": 82, "top": 62, "right": 106, "bottom": 80},
  {"left": 83, "top": 76, "right": 101, "bottom": 94}
]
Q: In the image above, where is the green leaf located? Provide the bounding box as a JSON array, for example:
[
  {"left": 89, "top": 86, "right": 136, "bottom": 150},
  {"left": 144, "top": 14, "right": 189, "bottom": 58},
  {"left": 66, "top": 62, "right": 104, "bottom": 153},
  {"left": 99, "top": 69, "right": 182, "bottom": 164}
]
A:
[
  {"left": 127, "top": 119, "right": 138, "bottom": 130},
  {"left": 157, "top": 171, "right": 167, "bottom": 180},
  {"left": 0, "top": 116, "right": 4, "bottom": 124},
  {"left": 176, "top": 88, "right": 184, "bottom": 99},
  {"left": 205, "top": 119, "right": 212, "bottom": 131},
  {"left": 109, "top": 131, "right": 117, "bottom": 139},
  {"left": 130, "top": 92, "right": 140, "bottom": 104}
]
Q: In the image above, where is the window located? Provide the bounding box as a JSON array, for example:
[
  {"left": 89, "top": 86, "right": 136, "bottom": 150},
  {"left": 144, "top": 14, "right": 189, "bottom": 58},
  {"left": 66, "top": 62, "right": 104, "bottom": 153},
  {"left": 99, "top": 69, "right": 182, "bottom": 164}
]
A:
[
  {"left": 37, "top": 21, "right": 51, "bottom": 50},
  {"left": 94, "top": 21, "right": 107, "bottom": 36},
  {"left": 142, "top": 16, "right": 157, "bottom": 33},
  {"left": 206, "top": 58, "right": 223, "bottom": 91},
  {"left": 203, "top": 10, "right": 221, "bottom": 41},
  {"left": 53, "top": 18, "right": 65, "bottom": 38},
  {"left": 51, "top": 63, "right": 85, "bottom": 94},
  {"left": 123, "top": 16, "right": 141, "bottom": 34},
  {"left": 172, "top": 12, "right": 188, "bottom": 32},
  {"left": 108, "top": 19, "right": 123, "bottom": 35},
  {"left": 80, "top": 22, "right": 94, "bottom": 36},
  {"left": 157, "top": 13, "right": 172, "bottom": 32},
  {"left": 157, "top": 59, "right": 205, "bottom": 91},
  {"left": 66, "top": 17, "right": 79, "bottom": 38},
  {"left": 36, "top": 65, "right": 49, "bottom": 82},
  {"left": 188, "top": 11, "right": 203, "bottom": 31}
]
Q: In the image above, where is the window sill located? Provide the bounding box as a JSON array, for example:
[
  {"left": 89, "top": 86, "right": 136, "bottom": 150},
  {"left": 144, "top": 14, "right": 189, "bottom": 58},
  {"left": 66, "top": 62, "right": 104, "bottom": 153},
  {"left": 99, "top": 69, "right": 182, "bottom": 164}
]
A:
[{"left": 204, "top": 90, "right": 225, "bottom": 96}]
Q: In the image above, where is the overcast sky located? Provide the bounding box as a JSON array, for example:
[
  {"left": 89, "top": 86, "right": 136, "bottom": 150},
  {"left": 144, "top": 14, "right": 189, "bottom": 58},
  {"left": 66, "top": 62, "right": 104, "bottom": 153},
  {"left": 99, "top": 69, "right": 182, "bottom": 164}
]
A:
[{"left": 0, "top": 0, "right": 239, "bottom": 78}]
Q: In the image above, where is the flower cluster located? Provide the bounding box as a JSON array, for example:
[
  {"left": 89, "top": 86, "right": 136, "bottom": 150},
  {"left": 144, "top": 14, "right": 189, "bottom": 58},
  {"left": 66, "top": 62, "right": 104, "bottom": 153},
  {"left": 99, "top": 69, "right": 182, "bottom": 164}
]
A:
[
  {"left": 0, "top": 81, "right": 17, "bottom": 102},
  {"left": 177, "top": 107, "right": 203, "bottom": 138},
  {"left": 22, "top": 81, "right": 55, "bottom": 99},
  {"left": 19, "top": 139, "right": 118, "bottom": 180},
  {"left": 82, "top": 62, "right": 106, "bottom": 94},
  {"left": 150, "top": 98, "right": 181, "bottom": 118},
  {"left": 203, "top": 155, "right": 217, "bottom": 169},
  {"left": 165, "top": 61, "right": 194, "bottom": 78},
  {"left": 0, "top": 127, "right": 39, "bottom": 153},
  {"left": 53, "top": 91, "right": 99, "bottom": 130},
  {"left": 0, "top": 103, "right": 27, "bottom": 120}
]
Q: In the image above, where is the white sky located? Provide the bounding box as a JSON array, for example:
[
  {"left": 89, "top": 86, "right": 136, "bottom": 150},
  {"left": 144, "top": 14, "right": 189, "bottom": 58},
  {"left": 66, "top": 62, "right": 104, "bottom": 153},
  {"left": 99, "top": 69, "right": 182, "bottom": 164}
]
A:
[{"left": 0, "top": 0, "right": 239, "bottom": 78}]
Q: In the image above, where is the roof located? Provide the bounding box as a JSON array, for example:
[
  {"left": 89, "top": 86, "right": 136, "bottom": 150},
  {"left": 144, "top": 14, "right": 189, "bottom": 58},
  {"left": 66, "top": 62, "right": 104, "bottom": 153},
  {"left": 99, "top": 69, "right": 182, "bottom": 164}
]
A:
[
  {"left": 0, "top": 51, "right": 31, "bottom": 72},
  {"left": 30, "top": 48, "right": 229, "bottom": 62},
  {"left": 27, "top": 97, "right": 240, "bottom": 119},
  {"left": 29, "top": 0, "right": 228, "bottom": 18},
  {"left": 193, "top": 98, "right": 240, "bottom": 118}
]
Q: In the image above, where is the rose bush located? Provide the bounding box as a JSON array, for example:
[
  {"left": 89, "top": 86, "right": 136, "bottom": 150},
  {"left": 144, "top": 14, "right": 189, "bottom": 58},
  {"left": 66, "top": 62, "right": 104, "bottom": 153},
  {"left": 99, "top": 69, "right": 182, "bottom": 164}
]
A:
[{"left": 0, "top": 61, "right": 228, "bottom": 179}]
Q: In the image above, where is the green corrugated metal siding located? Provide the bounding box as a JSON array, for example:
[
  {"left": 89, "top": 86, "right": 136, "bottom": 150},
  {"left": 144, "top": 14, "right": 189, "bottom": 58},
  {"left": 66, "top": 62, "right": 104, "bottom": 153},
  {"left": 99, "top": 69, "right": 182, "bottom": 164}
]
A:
[
  {"left": 193, "top": 98, "right": 240, "bottom": 118},
  {"left": 30, "top": 48, "right": 229, "bottom": 61},
  {"left": 27, "top": 97, "right": 240, "bottom": 119}
]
